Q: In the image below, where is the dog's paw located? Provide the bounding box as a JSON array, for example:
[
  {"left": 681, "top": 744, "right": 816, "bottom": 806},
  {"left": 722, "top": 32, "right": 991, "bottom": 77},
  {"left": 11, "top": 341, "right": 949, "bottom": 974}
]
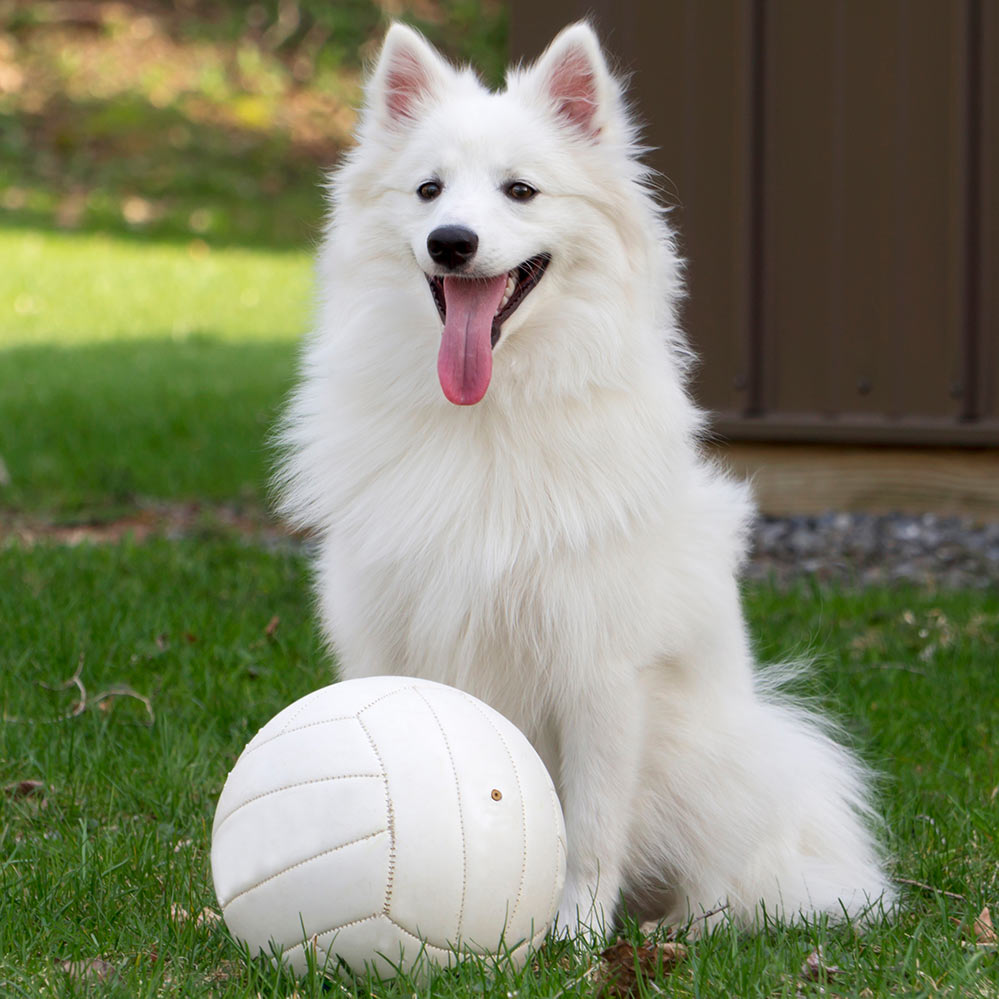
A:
[{"left": 553, "top": 884, "right": 608, "bottom": 945}]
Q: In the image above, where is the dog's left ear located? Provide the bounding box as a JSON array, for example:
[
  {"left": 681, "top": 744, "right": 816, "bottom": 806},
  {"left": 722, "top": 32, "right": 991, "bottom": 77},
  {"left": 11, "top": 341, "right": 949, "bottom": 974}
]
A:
[
  {"left": 521, "top": 22, "right": 619, "bottom": 141},
  {"left": 367, "top": 22, "right": 453, "bottom": 127}
]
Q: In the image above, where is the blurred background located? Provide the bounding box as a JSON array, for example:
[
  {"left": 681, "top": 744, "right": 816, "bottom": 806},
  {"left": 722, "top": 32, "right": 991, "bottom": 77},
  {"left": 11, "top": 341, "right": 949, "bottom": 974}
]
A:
[
  {"left": 0, "top": 0, "right": 503, "bottom": 523},
  {"left": 513, "top": 2, "right": 998, "bottom": 523},
  {"left": 1, "top": 0, "right": 996, "bottom": 535},
  {"left": 1, "top": 0, "right": 505, "bottom": 245}
]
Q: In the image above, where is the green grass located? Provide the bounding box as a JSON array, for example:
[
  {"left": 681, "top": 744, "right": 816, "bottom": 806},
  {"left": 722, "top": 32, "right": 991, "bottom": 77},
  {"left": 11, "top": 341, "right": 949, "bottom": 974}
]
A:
[
  {"left": 0, "top": 1, "right": 504, "bottom": 517},
  {"left": 0, "top": 228, "right": 310, "bottom": 516},
  {"left": 2, "top": 545, "right": 997, "bottom": 997},
  {"left": 2, "top": 4, "right": 997, "bottom": 995}
]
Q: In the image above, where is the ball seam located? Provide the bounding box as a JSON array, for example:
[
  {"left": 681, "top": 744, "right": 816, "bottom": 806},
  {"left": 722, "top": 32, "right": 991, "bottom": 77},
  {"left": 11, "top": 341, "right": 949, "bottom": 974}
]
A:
[
  {"left": 279, "top": 911, "right": 382, "bottom": 957},
  {"left": 240, "top": 714, "right": 359, "bottom": 757},
  {"left": 385, "top": 913, "right": 535, "bottom": 959},
  {"left": 213, "top": 773, "right": 384, "bottom": 833},
  {"left": 355, "top": 685, "right": 424, "bottom": 718},
  {"left": 356, "top": 714, "right": 396, "bottom": 916},
  {"left": 547, "top": 798, "right": 567, "bottom": 928},
  {"left": 384, "top": 914, "right": 470, "bottom": 959},
  {"left": 272, "top": 687, "right": 327, "bottom": 737},
  {"left": 464, "top": 696, "right": 530, "bottom": 928},
  {"left": 219, "top": 827, "right": 388, "bottom": 911},
  {"left": 243, "top": 683, "right": 427, "bottom": 757},
  {"left": 414, "top": 688, "right": 468, "bottom": 940}
]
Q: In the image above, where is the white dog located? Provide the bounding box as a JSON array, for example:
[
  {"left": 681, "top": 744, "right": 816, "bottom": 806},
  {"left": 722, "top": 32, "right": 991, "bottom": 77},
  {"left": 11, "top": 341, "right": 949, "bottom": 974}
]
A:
[{"left": 278, "top": 21, "right": 892, "bottom": 936}]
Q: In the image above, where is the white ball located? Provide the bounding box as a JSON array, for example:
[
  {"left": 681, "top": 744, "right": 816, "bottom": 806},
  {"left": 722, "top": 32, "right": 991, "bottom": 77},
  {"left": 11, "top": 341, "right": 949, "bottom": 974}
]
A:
[{"left": 211, "top": 676, "right": 566, "bottom": 979}]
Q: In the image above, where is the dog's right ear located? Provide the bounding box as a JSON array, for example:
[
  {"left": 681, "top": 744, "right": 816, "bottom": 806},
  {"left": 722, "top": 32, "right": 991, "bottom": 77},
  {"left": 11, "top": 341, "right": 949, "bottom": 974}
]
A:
[
  {"left": 515, "top": 22, "right": 623, "bottom": 143},
  {"left": 367, "top": 23, "right": 452, "bottom": 127}
]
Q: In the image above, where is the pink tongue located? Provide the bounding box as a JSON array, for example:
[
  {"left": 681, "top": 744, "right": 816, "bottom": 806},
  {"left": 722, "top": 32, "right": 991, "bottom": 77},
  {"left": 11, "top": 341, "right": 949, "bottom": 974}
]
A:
[{"left": 437, "top": 274, "right": 508, "bottom": 405}]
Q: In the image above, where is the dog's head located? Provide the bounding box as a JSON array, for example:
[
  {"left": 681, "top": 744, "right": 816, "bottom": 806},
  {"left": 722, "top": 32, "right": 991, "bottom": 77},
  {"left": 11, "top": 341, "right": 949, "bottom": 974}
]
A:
[{"left": 337, "top": 22, "right": 654, "bottom": 406}]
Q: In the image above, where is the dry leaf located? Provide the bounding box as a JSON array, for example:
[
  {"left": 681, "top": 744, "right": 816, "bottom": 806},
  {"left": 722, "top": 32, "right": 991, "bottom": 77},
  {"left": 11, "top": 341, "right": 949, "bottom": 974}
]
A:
[
  {"left": 598, "top": 939, "right": 688, "bottom": 997},
  {"left": 4, "top": 779, "right": 45, "bottom": 798},
  {"left": 170, "top": 903, "right": 221, "bottom": 929},
  {"left": 3, "top": 779, "right": 47, "bottom": 811},
  {"left": 196, "top": 907, "right": 222, "bottom": 928},
  {"left": 264, "top": 614, "right": 280, "bottom": 637},
  {"left": 58, "top": 958, "right": 116, "bottom": 982},
  {"left": 800, "top": 946, "right": 841, "bottom": 983},
  {"left": 974, "top": 906, "right": 996, "bottom": 946}
]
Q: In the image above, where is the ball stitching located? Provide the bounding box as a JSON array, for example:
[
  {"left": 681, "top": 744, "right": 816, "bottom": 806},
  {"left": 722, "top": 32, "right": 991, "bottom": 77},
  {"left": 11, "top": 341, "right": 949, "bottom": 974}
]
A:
[
  {"left": 355, "top": 684, "right": 423, "bottom": 718},
  {"left": 384, "top": 914, "right": 484, "bottom": 959},
  {"left": 213, "top": 773, "right": 384, "bottom": 833},
  {"left": 546, "top": 794, "right": 567, "bottom": 928},
  {"left": 241, "top": 714, "right": 358, "bottom": 757},
  {"left": 414, "top": 688, "right": 468, "bottom": 940},
  {"left": 464, "top": 696, "right": 530, "bottom": 929},
  {"left": 220, "top": 827, "right": 389, "bottom": 911},
  {"left": 356, "top": 714, "right": 396, "bottom": 916},
  {"left": 278, "top": 911, "right": 382, "bottom": 958}
]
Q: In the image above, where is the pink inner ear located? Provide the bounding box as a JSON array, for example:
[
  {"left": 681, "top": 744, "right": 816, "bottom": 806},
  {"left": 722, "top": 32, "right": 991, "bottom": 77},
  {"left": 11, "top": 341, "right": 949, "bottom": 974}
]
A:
[
  {"left": 548, "top": 47, "right": 599, "bottom": 136},
  {"left": 385, "top": 50, "right": 430, "bottom": 121}
]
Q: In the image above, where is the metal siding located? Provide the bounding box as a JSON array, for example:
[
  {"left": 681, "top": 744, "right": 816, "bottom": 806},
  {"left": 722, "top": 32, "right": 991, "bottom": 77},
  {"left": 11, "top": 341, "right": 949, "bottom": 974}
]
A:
[
  {"left": 509, "top": 1, "right": 619, "bottom": 63},
  {"left": 761, "top": 0, "right": 966, "bottom": 425},
  {"left": 981, "top": 0, "right": 999, "bottom": 424},
  {"left": 508, "top": 0, "right": 998, "bottom": 446},
  {"left": 511, "top": 2, "right": 755, "bottom": 416},
  {"left": 632, "top": 2, "right": 754, "bottom": 417}
]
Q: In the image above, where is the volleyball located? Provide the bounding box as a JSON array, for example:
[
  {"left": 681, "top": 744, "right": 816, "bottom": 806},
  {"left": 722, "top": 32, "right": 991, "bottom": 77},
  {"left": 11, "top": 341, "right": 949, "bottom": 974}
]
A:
[{"left": 211, "top": 676, "right": 566, "bottom": 979}]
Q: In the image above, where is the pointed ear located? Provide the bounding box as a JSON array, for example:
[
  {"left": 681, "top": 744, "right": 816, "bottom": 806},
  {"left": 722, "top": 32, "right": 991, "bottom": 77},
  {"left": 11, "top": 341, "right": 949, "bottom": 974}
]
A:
[
  {"left": 525, "top": 22, "right": 617, "bottom": 139},
  {"left": 367, "top": 23, "right": 452, "bottom": 126}
]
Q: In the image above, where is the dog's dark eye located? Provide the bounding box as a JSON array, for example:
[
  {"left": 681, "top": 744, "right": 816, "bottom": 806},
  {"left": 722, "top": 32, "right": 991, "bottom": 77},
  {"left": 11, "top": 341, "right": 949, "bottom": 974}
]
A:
[
  {"left": 417, "top": 181, "right": 442, "bottom": 201},
  {"left": 504, "top": 181, "right": 538, "bottom": 202}
]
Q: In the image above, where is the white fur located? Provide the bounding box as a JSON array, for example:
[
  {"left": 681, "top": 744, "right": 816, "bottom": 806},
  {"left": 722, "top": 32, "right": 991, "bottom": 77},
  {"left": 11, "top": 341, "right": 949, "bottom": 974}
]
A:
[{"left": 277, "top": 22, "right": 893, "bottom": 936}]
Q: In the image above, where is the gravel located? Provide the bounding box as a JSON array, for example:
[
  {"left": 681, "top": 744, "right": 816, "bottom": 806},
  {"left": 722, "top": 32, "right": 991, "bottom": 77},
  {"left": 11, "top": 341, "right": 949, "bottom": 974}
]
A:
[
  {"left": 746, "top": 512, "right": 999, "bottom": 589},
  {"left": 6, "top": 505, "right": 997, "bottom": 589}
]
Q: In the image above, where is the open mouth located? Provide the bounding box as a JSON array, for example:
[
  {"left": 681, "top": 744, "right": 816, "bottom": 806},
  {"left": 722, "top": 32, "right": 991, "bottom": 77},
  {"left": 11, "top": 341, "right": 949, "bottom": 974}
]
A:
[
  {"left": 426, "top": 253, "right": 551, "bottom": 348},
  {"left": 427, "top": 253, "right": 551, "bottom": 406}
]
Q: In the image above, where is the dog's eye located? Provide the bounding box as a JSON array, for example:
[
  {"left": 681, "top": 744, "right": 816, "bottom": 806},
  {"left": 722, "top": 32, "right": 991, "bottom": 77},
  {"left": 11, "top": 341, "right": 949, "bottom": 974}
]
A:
[
  {"left": 417, "top": 181, "right": 442, "bottom": 201},
  {"left": 504, "top": 181, "right": 538, "bottom": 202}
]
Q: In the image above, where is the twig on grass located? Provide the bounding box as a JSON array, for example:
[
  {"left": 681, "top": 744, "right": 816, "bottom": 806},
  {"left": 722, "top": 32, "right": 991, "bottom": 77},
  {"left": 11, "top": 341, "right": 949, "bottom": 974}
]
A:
[
  {"left": 4, "top": 656, "right": 153, "bottom": 725},
  {"left": 894, "top": 877, "right": 967, "bottom": 902},
  {"left": 38, "top": 653, "right": 87, "bottom": 717},
  {"left": 659, "top": 902, "right": 730, "bottom": 941},
  {"left": 89, "top": 685, "right": 155, "bottom": 724}
]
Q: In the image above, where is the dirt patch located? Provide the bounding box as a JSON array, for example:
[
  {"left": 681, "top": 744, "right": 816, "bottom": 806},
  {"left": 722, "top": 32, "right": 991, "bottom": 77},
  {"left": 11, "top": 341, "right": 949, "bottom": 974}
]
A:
[{"left": 0, "top": 501, "right": 304, "bottom": 547}]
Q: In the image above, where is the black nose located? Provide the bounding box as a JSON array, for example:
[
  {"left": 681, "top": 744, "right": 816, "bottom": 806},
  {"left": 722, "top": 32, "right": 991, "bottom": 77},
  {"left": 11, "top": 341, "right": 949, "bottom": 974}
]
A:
[{"left": 427, "top": 225, "right": 478, "bottom": 270}]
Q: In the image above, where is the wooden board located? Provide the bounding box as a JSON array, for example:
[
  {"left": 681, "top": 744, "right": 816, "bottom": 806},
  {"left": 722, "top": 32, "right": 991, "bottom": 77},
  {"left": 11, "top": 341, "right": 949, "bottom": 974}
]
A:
[{"left": 713, "top": 443, "right": 999, "bottom": 520}]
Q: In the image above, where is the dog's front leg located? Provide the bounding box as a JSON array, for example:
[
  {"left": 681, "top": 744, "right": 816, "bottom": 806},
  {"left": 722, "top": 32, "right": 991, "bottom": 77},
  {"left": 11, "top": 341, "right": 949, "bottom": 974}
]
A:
[{"left": 553, "top": 669, "right": 643, "bottom": 938}]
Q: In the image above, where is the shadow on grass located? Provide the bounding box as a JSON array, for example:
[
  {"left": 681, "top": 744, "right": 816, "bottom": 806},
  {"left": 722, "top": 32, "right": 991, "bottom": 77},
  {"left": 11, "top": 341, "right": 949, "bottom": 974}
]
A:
[{"left": 0, "top": 335, "right": 299, "bottom": 518}]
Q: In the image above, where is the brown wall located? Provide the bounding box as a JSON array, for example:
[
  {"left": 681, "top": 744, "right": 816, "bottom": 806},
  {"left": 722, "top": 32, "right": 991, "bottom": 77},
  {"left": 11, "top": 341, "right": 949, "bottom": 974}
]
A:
[{"left": 510, "top": 1, "right": 999, "bottom": 446}]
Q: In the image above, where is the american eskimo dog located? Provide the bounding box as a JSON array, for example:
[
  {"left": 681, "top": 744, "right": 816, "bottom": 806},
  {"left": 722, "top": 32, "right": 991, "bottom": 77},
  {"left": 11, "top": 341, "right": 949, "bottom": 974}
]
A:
[{"left": 278, "top": 22, "right": 892, "bottom": 936}]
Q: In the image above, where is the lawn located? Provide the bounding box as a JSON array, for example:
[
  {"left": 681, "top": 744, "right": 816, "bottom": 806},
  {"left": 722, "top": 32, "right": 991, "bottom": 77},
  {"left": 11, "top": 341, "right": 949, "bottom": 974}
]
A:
[
  {"left": 0, "top": 228, "right": 311, "bottom": 516},
  {"left": 2, "top": 2, "right": 998, "bottom": 997},
  {"left": 3, "top": 551, "right": 997, "bottom": 997}
]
